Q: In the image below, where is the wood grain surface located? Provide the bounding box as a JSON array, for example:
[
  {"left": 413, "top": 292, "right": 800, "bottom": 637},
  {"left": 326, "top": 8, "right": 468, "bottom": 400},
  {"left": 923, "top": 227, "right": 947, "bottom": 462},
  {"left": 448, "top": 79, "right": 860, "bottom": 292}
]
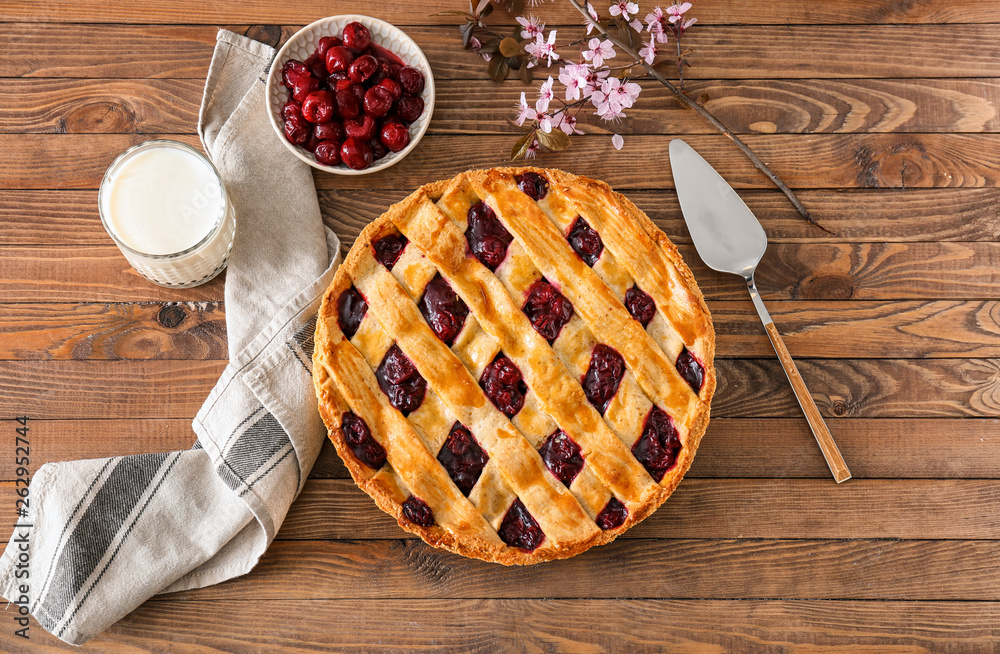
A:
[{"left": 1, "top": 1, "right": 999, "bottom": 651}]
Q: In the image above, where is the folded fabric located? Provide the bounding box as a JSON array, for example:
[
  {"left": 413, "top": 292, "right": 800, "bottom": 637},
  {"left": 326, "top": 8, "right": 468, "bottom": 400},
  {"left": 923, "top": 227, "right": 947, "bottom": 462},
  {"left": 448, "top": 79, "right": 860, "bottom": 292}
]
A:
[{"left": 0, "top": 29, "right": 341, "bottom": 645}]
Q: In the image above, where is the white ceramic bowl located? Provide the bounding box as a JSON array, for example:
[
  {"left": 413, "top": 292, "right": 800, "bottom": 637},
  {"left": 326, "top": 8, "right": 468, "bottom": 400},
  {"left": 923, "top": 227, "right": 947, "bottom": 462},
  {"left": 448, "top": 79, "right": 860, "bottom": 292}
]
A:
[{"left": 266, "top": 15, "right": 435, "bottom": 175}]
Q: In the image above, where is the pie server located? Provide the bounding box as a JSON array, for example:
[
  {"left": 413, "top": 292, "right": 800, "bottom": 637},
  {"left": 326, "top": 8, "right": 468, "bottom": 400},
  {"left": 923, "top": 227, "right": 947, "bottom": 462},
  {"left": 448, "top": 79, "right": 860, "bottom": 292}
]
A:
[{"left": 668, "top": 138, "right": 851, "bottom": 483}]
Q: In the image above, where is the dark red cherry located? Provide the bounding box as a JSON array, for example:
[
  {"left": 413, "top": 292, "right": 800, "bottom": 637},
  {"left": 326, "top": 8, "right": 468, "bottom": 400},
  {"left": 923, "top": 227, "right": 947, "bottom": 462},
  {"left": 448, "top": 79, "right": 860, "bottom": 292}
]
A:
[
  {"left": 348, "top": 54, "right": 379, "bottom": 83},
  {"left": 369, "top": 137, "right": 389, "bottom": 160},
  {"left": 582, "top": 344, "right": 625, "bottom": 414},
  {"left": 595, "top": 497, "right": 628, "bottom": 530},
  {"left": 676, "top": 347, "right": 705, "bottom": 393},
  {"left": 364, "top": 85, "right": 395, "bottom": 117},
  {"left": 291, "top": 75, "right": 320, "bottom": 104},
  {"left": 419, "top": 274, "right": 469, "bottom": 345},
  {"left": 341, "top": 411, "right": 386, "bottom": 469},
  {"left": 380, "top": 121, "right": 410, "bottom": 152},
  {"left": 567, "top": 217, "right": 603, "bottom": 267},
  {"left": 466, "top": 201, "right": 513, "bottom": 271},
  {"left": 498, "top": 499, "right": 544, "bottom": 551},
  {"left": 375, "top": 344, "right": 427, "bottom": 415},
  {"left": 314, "top": 121, "right": 345, "bottom": 143},
  {"left": 376, "top": 77, "right": 403, "bottom": 100},
  {"left": 337, "top": 286, "right": 367, "bottom": 338},
  {"left": 624, "top": 285, "right": 656, "bottom": 327},
  {"left": 373, "top": 233, "right": 407, "bottom": 269},
  {"left": 344, "top": 113, "right": 377, "bottom": 141},
  {"left": 631, "top": 406, "right": 681, "bottom": 482},
  {"left": 437, "top": 422, "right": 489, "bottom": 496},
  {"left": 340, "top": 137, "right": 373, "bottom": 170},
  {"left": 314, "top": 140, "right": 341, "bottom": 166},
  {"left": 480, "top": 354, "right": 527, "bottom": 418},
  {"left": 301, "top": 89, "right": 335, "bottom": 124},
  {"left": 539, "top": 430, "right": 584, "bottom": 487},
  {"left": 281, "top": 59, "right": 310, "bottom": 88},
  {"left": 397, "top": 65, "right": 425, "bottom": 95},
  {"left": 316, "top": 36, "right": 342, "bottom": 59},
  {"left": 305, "top": 53, "right": 329, "bottom": 81},
  {"left": 281, "top": 99, "right": 302, "bottom": 121},
  {"left": 325, "top": 46, "right": 355, "bottom": 74},
  {"left": 283, "top": 114, "right": 310, "bottom": 145},
  {"left": 334, "top": 87, "right": 361, "bottom": 120},
  {"left": 522, "top": 278, "right": 573, "bottom": 343},
  {"left": 343, "top": 21, "right": 372, "bottom": 52},
  {"left": 517, "top": 171, "right": 548, "bottom": 200},
  {"left": 401, "top": 496, "right": 434, "bottom": 526},
  {"left": 301, "top": 131, "right": 321, "bottom": 153},
  {"left": 396, "top": 94, "right": 424, "bottom": 123}
]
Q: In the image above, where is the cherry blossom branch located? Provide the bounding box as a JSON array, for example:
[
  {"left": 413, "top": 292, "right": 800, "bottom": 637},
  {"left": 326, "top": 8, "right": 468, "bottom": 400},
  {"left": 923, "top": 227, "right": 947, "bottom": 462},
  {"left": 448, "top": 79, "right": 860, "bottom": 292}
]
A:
[{"left": 567, "top": 0, "right": 830, "bottom": 233}]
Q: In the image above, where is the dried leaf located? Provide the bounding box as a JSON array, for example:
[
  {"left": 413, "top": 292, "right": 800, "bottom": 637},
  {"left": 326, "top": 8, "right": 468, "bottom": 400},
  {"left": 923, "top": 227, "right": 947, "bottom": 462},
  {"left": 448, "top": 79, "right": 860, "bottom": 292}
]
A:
[
  {"left": 519, "top": 60, "right": 533, "bottom": 83},
  {"left": 479, "top": 2, "right": 494, "bottom": 19},
  {"left": 511, "top": 130, "right": 536, "bottom": 160},
  {"left": 460, "top": 22, "right": 475, "bottom": 48},
  {"left": 499, "top": 36, "right": 524, "bottom": 57},
  {"left": 475, "top": 0, "right": 492, "bottom": 16},
  {"left": 536, "top": 129, "right": 569, "bottom": 151},
  {"left": 488, "top": 55, "right": 510, "bottom": 82}
]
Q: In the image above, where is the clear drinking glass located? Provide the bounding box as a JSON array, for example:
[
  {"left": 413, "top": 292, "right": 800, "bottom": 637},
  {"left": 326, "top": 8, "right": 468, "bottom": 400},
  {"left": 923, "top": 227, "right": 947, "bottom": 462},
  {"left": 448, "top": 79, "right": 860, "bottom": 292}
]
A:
[{"left": 98, "top": 140, "right": 236, "bottom": 288}]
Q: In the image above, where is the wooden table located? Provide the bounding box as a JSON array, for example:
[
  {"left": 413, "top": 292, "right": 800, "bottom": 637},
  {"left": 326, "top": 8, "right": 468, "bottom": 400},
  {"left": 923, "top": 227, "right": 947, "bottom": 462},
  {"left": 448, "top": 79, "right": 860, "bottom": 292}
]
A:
[{"left": 2, "top": 1, "right": 1000, "bottom": 650}]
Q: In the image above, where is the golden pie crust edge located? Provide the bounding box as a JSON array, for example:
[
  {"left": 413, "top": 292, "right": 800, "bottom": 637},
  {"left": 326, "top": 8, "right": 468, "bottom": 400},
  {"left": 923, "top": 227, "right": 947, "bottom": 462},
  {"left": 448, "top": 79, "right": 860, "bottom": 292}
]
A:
[{"left": 313, "top": 166, "right": 716, "bottom": 565}]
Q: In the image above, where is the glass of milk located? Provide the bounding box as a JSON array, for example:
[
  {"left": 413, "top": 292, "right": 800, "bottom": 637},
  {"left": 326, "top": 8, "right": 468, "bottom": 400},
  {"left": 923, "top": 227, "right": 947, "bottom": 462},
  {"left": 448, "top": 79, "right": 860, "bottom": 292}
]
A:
[{"left": 98, "top": 140, "right": 236, "bottom": 288}]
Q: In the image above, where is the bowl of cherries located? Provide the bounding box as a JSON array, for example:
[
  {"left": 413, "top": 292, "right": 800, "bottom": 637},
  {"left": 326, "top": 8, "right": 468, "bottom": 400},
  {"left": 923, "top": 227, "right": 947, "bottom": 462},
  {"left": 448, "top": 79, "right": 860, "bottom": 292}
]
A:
[{"left": 266, "top": 15, "right": 434, "bottom": 174}]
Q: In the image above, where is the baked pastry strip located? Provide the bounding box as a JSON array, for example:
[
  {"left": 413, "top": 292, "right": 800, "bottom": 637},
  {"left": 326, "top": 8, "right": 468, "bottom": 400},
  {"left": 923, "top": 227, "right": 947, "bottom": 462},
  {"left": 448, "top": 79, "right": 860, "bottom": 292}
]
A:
[
  {"left": 349, "top": 253, "right": 600, "bottom": 547},
  {"left": 472, "top": 172, "right": 702, "bottom": 431},
  {"left": 316, "top": 322, "right": 504, "bottom": 546},
  {"left": 391, "top": 195, "right": 664, "bottom": 511}
]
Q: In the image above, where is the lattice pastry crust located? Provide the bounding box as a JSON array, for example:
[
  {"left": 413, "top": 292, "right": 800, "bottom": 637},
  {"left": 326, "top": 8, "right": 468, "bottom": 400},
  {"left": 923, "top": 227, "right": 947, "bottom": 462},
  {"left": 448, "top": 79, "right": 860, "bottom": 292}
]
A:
[{"left": 313, "top": 167, "right": 715, "bottom": 565}]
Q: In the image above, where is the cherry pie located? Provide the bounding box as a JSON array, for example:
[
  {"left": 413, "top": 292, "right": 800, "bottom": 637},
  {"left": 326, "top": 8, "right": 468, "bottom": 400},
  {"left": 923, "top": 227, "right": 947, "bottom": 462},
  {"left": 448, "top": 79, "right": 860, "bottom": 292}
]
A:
[{"left": 313, "top": 167, "right": 715, "bottom": 564}]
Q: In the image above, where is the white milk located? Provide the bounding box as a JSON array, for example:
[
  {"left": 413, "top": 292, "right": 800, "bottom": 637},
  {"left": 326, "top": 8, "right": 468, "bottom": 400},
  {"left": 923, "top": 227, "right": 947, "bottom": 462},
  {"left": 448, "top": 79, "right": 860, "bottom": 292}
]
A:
[{"left": 99, "top": 140, "right": 236, "bottom": 288}]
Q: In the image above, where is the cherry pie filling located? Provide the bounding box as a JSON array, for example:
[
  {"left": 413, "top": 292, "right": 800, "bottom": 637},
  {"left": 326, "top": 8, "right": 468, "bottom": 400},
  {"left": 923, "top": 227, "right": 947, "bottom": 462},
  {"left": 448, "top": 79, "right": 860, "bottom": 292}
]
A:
[
  {"left": 373, "top": 233, "right": 407, "bottom": 269},
  {"left": 624, "top": 285, "right": 656, "bottom": 328},
  {"left": 631, "top": 406, "right": 681, "bottom": 482},
  {"left": 522, "top": 278, "right": 574, "bottom": 343},
  {"left": 436, "top": 422, "right": 489, "bottom": 496},
  {"left": 480, "top": 354, "right": 527, "bottom": 418},
  {"left": 538, "top": 430, "right": 584, "bottom": 487},
  {"left": 567, "top": 217, "right": 604, "bottom": 267},
  {"left": 516, "top": 171, "right": 549, "bottom": 200},
  {"left": 375, "top": 344, "right": 427, "bottom": 415},
  {"left": 582, "top": 344, "right": 626, "bottom": 414},
  {"left": 402, "top": 495, "right": 434, "bottom": 526},
  {"left": 498, "top": 498, "right": 545, "bottom": 552},
  {"left": 595, "top": 497, "right": 629, "bottom": 530},
  {"left": 418, "top": 274, "right": 469, "bottom": 346},
  {"left": 676, "top": 347, "right": 705, "bottom": 393},
  {"left": 337, "top": 286, "right": 368, "bottom": 339},
  {"left": 340, "top": 411, "right": 386, "bottom": 469},
  {"left": 466, "top": 201, "right": 513, "bottom": 271}
]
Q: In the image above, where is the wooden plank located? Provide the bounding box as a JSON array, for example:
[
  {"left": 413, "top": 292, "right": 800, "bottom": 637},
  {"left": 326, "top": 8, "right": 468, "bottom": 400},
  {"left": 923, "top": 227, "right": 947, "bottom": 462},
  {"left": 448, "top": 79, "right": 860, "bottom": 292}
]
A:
[
  {"left": 3, "top": 300, "right": 997, "bottom": 360},
  {"left": 5, "top": 25, "right": 1000, "bottom": 80},
  {"left": 5, "top": 78, "right": 999, "bottom": 136},
  {"left": 0, "top": 302, "right": 227, "bottom": 360},
  {"left": 1, "top": 358, "right": 997, "bottom": 419},
  {"left": 5, "top": 418, "right": 998, "bottom": 481},
  {"left": 5, "top": 188, "right": 998, "bottom": 246},
  {"left": 154, "top": 538, "right": 1000, "bottom": 601},
  {"left": 4, "top": 242, "right": 999, "bottom": 303},
  {"left": 3, "top": 599, "right": 1000, "bottom": 653},
  {"left": 6, "top": 133, "right": 1000, "bottom": 191},
  {"left": 264, "top": 478, "right": 1000, "bottom": 540},
  {"left": 3, "top": 0, "right": 998, "bottom": 25}
]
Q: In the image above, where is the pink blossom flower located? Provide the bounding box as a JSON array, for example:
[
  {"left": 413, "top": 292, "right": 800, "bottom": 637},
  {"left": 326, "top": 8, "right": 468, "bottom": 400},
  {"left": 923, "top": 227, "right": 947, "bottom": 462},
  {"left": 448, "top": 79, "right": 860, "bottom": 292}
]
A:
[
  {"left": 680, "top": 16, "right": 697, "bottom": 30},
  {"left": 526, "top": 139, "right": 540, "bottom": 158},
  {"left": 639, "top": 35, "right": 657, "bottom": 64},
  {"left": 470, "top": 36, "right": 492, "bottom": 61},
  {"left": 516, "top": 14, "right": 544, "bottom": 40},
  {"left": 558, "top": 62, "right": 591, "bottom": 101},
  {"left": 591, "top": 77, "right": 641, "bottom": 121},
  {"left": 585, "top": 2, "right": 600, "bottom": 34},
  {"left": 583, "top": 67, "right": 611, "bottom": 98},
  {"left": 537, "top": 112, "right": 553, "bottom": 133},
  {"left": 612, "top": 133, "right": 624, "bottom": 150},
  {"left": 525, "top": 29, "right": 559, "bottom": 67},
  {"left": 644, "top": 7, "right": 670, "bottom": 43},
  {"left": 582, "top": 38, "right": 616, "bottom": 68},
  {"left": 536, "top": 76, "right": 554, "bottom": 113},
  {"left": 514, "top": 91, "right": 537, "bottom": 126},
  {"left": 553, "top": 113, "right": 584, "bottom": 135},
  {"left": 608, "top": 1, "right": 642, "bottom": 30},
  {"left": 666, "top": 2, "right": 693, "bottom": 23}
]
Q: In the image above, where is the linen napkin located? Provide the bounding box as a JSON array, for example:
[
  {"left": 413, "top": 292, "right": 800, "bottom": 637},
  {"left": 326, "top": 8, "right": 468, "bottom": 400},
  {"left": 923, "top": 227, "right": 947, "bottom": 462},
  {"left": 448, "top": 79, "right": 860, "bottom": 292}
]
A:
[{"left": 0, "top": 29, "right": 341, "bottom": 645}]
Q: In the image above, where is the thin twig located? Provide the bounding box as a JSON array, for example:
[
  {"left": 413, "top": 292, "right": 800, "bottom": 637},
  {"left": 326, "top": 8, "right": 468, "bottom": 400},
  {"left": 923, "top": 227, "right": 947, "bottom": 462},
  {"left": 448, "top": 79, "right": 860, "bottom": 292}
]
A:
[{"left": 568, "top": 0, "right": 832, "bottom": 234}]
